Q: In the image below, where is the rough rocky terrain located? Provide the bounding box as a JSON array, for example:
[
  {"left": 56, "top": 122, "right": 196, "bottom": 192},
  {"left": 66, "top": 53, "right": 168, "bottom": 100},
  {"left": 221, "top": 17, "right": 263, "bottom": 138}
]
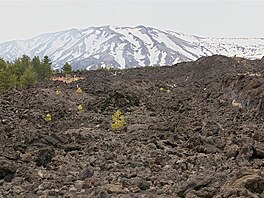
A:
[{"left": 0, "top": 55, "right": 264, "bottom": 197}]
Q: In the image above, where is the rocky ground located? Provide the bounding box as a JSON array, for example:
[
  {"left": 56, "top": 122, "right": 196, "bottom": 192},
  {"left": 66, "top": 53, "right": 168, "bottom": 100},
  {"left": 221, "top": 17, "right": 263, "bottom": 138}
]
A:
[{"left": 0, "top": 55, "right": 264, "bottom": 198}]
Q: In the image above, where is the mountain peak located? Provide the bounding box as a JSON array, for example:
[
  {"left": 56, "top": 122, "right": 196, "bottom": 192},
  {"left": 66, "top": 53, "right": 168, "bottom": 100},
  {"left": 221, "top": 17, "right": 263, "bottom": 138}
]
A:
[
  {"left": 135, "top": 25, "right": 148, "bottom": 29},
  {"left": 0, "top": 25, "right": 263, "bottom": 70}
]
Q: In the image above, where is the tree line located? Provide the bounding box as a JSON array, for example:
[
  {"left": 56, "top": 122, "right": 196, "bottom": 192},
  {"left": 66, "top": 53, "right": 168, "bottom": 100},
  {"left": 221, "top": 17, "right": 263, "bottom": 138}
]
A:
[{"left": 0, "top": 55, "right": 72, "bottom": 92}]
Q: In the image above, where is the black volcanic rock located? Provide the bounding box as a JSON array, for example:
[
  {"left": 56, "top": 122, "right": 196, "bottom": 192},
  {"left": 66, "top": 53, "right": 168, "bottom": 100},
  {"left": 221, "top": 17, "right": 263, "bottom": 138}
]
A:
[{"left": 0, "top": 55, "right": 263, "bottom": 197}]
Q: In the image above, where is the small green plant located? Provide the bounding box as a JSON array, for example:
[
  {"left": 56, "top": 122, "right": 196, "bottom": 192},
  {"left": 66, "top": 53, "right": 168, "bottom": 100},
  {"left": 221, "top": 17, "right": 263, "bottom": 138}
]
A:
[
  {"left": 43, "top": 113, "right": 52, "bottom": 122},
  {"left": 111, "top": 109, "right": 125, "bottom": 130},
  {"left": 160, "top": 87, "right": 171, "bottom": 93},
  {"left": 76, "top": 85, "right": 83, "bottom": 94},
  {"left": 77, "top": 104, "right": 83, "bottom": 111},
  {"left": 55, "top": 89, "right": 61, "bottom": 95}
]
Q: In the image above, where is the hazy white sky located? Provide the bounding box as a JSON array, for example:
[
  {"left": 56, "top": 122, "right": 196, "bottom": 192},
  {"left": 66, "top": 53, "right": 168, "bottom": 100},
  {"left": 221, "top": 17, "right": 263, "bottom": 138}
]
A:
[{"left": 0, "top": 0, "right": 263, "bottom": 42}]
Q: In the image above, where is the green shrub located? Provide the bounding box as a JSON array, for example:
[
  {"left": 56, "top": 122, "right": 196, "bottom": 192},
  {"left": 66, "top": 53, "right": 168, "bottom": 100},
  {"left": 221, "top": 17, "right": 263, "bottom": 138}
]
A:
[
  {"left": 76, "top": 86, "right": 83, "bottom": 94},
  {"left": 62, "top": 62, "right": 72, "bottom": 75},
  {"left": 43, "top": 113, "right": 52, "bottom": 122},
  {"left": 111, "top": 109, "right": 125, "bottom": 130},
  {"left": 77, "top": 104, "right": 83, "bottom": 111},
  {"left": 55, "top": 89, "right": 61, "bottom": 95}
]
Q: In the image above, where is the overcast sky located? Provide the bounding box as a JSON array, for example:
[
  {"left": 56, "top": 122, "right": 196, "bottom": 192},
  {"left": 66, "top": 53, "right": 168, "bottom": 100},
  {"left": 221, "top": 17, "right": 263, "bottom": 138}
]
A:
[{"left": 0, "top": 0, "right": 263, "bottom": 42}]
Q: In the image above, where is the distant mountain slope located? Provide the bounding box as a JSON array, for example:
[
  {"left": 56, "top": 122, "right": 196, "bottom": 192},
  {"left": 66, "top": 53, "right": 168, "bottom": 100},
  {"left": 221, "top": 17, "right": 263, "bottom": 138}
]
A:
[{"left": 0, "top": 25, "right": 263, "bottom": 70}]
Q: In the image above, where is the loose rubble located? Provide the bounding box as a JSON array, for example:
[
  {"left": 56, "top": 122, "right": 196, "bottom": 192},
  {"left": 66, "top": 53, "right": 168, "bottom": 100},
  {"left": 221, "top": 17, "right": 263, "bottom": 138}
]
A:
[{"left": 0, "top": 55, "right": 264, "bottom": 197}]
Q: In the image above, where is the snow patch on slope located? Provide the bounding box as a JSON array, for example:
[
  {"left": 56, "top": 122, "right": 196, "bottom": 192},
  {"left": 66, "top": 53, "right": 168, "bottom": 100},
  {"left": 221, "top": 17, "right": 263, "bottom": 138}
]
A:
[{"left": 0, "top": 25, "right": 263, "bottom": 70}]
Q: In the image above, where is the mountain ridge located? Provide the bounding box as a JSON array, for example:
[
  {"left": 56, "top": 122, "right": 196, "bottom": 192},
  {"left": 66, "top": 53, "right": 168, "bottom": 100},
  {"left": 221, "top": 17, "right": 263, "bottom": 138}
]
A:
[{"left": 0, "top": 25, "right": 264, "bottom": 70}]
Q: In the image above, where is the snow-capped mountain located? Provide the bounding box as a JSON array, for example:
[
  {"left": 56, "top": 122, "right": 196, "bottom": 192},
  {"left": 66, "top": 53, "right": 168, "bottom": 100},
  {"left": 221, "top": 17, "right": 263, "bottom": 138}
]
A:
[{"left": 0, "top": 25, "right": 264, "bottom": 70}]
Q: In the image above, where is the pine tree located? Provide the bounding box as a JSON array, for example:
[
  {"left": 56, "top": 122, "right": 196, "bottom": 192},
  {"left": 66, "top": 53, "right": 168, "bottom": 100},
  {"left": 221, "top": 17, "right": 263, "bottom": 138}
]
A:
[
  {"left": 20, "top": 65, "right": 38, "bottom": 88},
  {"left": 8, "top": 73, "right": 18, "bottom": 89},
  {"left": 0, "top": 55, "right": 53, "bottom": 92},
  {"left": 0, "top": 58, "right": 6, "bottom": 70},
  {"left": 0, "top": 69, "right": 8, "bottom": 92},
  {"left": 42, "top": 56, "right": 52, "bottom": 79},
  {"left": 19, "top": 55, "right": 31, "bottom": 76},
  {"left": 13, "top": 58, "right": 23, "bottom": 77},
  {"left": 32, "top": 56, "right": 43, "bottom": 80},
  {"left": 62, "top": 62, "right": 72, "bottom": 75}
]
